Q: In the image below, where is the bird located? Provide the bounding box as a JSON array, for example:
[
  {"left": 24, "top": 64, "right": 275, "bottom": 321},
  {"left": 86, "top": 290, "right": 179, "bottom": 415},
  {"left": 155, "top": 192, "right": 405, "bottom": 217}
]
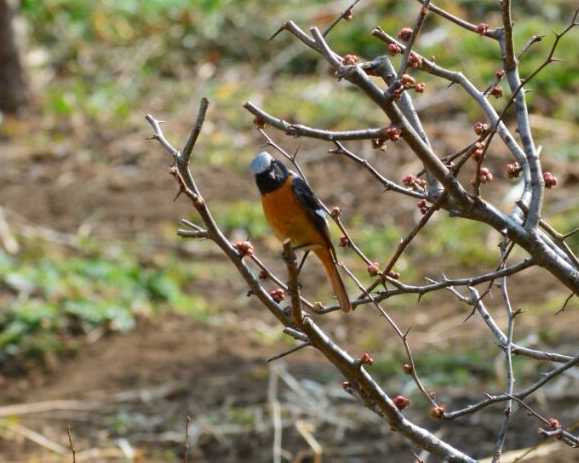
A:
[{"left": 250, "top": 151, "right": 351, "bottom": 312}]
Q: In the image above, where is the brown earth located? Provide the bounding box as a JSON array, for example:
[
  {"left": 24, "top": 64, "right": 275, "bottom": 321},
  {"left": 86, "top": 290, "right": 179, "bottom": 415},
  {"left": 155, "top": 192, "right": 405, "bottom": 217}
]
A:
[
  {"left": 1, "top": 115, "right": 578, "bottom": 462},
  {"left": 1, "top": 315, "right": 577, "bottom": 462}
]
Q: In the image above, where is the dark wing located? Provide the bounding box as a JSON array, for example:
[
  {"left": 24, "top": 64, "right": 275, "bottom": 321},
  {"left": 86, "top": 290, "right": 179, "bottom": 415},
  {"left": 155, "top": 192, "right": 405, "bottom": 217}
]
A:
[{"left": 291, "top": 174, "right": 334, "bottom": 251}]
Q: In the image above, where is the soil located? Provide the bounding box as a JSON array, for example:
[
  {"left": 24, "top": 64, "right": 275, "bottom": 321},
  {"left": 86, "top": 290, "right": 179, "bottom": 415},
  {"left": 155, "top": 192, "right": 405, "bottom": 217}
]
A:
[
  {"left": 1, "top": 118, "right": 578, "bottom": 462},
  {"left": 1, "top": 315, "right": 577, "bottom": 462}
]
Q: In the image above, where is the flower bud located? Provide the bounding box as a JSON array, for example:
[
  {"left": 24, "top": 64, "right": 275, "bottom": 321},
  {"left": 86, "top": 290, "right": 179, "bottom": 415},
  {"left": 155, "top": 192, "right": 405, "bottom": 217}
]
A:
[
  {"left": 343, "top": 54, "right": 359, "bottom": 65},
  {"left": 506, "top": 162, "right": 521, "bottom": 178},
  {"left": 401, "top": 74, "right": 416, "bottom": 88},
  {"left": 398, "top": 27, "right": 413, "bottom": 41},
  {"left": 417, "top": 199, "right": 429, "bottom": 215},
  {"left": 367, "top": 262, "right": 380, "bottom": 276},
  {"left": 543, "top": 171, "right": 558, "bottom": 189},
  {"left": 490, "top": 86, "right": 503, "bottom": 98},
  {"left": 393, "top": 395, "right": 410, "bottom": 410},
  {"left": 408, "top": 52, "right": 423, "bottom": 68},
  {"left": 388, "top": 43, "right": 402, "bottom": 56},
  {"left": 330, "top": 206, "right": 342, "bottom": 218},
  {"left": 430, "top": 405, "right": 445, "bottom": 419},
  {"left": 234, "top": 240, "right": 254, "bottom": 257},
  {"left": 473, "top": 121, "right": 489, "bottom": 135},
  {"left": 269, "top": 288, "right": 285, "bottom": 303},
  {"left": 360, "top": 352, "right": 374, "bottom": 365},
  {"left": 479, "top": 167, "right": 494, "bottom": 183},
  {"left": 386, "top": 126, "right": 402, "bottom": 141},
  {"left": 476, "top": 23, "right": 489, "bottom": 35},
  {"left": 548, "top": 417, "right": 561, "bottom": 429}
]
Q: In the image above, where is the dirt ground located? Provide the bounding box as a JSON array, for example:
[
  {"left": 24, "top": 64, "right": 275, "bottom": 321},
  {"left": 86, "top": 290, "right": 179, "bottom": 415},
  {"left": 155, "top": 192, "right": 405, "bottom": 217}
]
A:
[
  {"left": 1, "top": 315, "right": 578, "bottom": 462},
  {"left": 1, "top": 114, "right": 578, "bottom": 462}
]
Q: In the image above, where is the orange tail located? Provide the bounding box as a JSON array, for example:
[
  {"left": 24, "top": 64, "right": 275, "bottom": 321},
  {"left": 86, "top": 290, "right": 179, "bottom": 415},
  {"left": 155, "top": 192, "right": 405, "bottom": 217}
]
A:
[{"left": 314, "top": 246, "right": 352, "bottom": 313}]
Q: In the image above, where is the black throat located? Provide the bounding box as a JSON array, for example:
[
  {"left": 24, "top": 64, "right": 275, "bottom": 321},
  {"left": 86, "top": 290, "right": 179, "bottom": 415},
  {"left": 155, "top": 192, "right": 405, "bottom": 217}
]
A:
[{"left": 255, "top": 160, "right": 289, "bottom": 194}]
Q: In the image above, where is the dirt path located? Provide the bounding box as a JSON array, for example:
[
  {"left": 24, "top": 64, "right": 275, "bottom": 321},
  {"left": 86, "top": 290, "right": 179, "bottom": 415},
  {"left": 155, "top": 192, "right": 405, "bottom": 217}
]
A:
[{"left": 1, "top": 313, "right": 577, "bottom": 462}]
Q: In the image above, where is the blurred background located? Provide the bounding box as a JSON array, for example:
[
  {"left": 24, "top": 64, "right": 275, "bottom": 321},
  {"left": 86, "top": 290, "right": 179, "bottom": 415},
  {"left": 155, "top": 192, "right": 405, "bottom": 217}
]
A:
[{"left": 0, "top": 0, "right": 577, "bottom": 461}]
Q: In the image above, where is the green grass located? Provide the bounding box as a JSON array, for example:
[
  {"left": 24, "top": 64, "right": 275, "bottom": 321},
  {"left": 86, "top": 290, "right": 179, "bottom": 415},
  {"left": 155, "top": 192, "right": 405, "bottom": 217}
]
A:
[
  {"left": 372, "top": 344, "right": 496, "bottom": 390},
  {"left": 5, "top": 0, "right": 576, "bottom": 371},
  {"left": 0, "top": 243, "right": 213, "bottom": 365},
  {"left": 20, "top": 1, "right": 578, "bottom": 132}
]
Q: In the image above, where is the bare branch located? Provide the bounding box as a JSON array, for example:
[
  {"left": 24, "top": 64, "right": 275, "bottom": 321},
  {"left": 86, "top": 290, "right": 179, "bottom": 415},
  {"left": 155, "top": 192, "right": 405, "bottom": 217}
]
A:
[
  {"left": 502, "top": 10, "right": 579, "bottom": 229},
  {"left": 516, "top": 200, "right": 579, "bottom": 268},
  {"left": 340, "top": 264, "right": 439, "bottom": 409},
  {"left": 181, "top": 97, "right": 209, "bottom": 165},
  {"left": 398, "top": 0, "right": 431, "bottom": 76},
  {"left": 323, "top": 0, "right": 361, "bottom": 37},
  {"left": 283, "top": 241, "right": 304, "bottom": 326},
  {"left": 320, "top": 258, "right": 536, "bottom": 314},
  {"left": 362, "top": 192, "right": 446, "bottom": 298},
  {"left": 499, "top": 0, "right": 516, "bottom": 71},
  {"left": 245, "top": 102, "right": 387, "bottom": 141},
  {"left": 144, "top": 115, "right": 179, "bottom": 157},
  {"left": 508, "top": 396, "right": 579, "bottom": 447},
  {"left": 267, "top": 342, "right": 310, "bottom": 363},
  {"left": 463, "top": 286, "right": 571, "bottom": 364},
  {"left": 371, "top": 28, "right": 530, "bottom": 187},
  {"left": 332, "top": 141, "right": 426, "bottom": 199},
  {"left": 307, "top": 26, "right": 468, "bottom": 203},
  {"left": 445, "top": 354, "right": 579, "bottom": 419},
  {"left": 518, "top": 34, "right": 543, "bottom": 60},
  {"left": 414, "top": 0, "right": 500, "bottom": 39},
  {"left": 67, "top": 426, "right": 77, "bottom": 463},
  {"left": 491, "top": 275, "right": 516, "bottom": 462},
  {"left": 147, "top": 102, "right": 477, "bottom": 463}
]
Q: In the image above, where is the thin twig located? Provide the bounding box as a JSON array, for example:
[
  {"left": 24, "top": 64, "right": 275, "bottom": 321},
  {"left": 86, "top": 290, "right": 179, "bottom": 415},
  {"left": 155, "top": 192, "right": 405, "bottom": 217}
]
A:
[
  {"left": 340, "top": 264, "right": 439, "bottom": 409},
  {"left": 507, "top": 396, "right": 579, "bottom": 447},
  {"left": 491, "top": 275, "right": 517, "bottom": 462},
  {"left": 332, "top": 141, "right": 426, "bottom": 199},
  {"left": 556, "top": 292, "right": 575, "bottom": 315},
  {"left": 363, "top": 191, "right": 447, "bottom": 297},
  {"left": 181, "top": 97, "right": 209, "bottom": 165},
  {"left": 183, "top": 416, "right": 191, "bottom": 463},
  {"left": 268, "top": 365, "right": 283, "bottom": 463},
  {"left": 246, "top": 102, "right": 387, "bottom": 141},
  {"left": 267, "top": 342, "right": 311, "bottom": 363},
  {"left": 146, "top": 104, "right": 478, "bottom": 463},
  {"left": 500, "top": 0, "right": 516, "bottom": 71},
  {"left": 444, "top": 354, "right": 579, "bottom": 419},
  {"left": 67, "top": 425, "right": 77, "bottom": 463},
  {"left": 323, "top": 0, "right": 361, "bottom": 37},
  {"left": 320, "top": 258, "right": 535, "bottom": 315},
  {"left": 414, "top": 0, "right": 499, "bottom": 39},
  {"left": 398, "top": 0, "right": 431, "bottom": 76}
]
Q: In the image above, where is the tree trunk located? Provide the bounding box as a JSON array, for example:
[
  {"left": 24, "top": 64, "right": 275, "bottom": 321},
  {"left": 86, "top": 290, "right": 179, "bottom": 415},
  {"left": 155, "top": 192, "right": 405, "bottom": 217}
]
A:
[{"left": 0, "top": 0, "right": 28, "bottom": 114}]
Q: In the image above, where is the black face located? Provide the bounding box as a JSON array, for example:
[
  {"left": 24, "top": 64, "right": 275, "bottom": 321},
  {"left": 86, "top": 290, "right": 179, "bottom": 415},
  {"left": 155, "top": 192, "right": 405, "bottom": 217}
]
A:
[{"left": 255, "top": 159, "right": 289, "bottom": 194}]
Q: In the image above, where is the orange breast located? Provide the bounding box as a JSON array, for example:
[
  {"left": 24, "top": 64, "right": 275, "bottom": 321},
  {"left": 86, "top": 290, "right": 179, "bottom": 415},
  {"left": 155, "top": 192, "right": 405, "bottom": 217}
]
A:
[{"left": 261, "top": 176, "right": 326, "bottom": 249}]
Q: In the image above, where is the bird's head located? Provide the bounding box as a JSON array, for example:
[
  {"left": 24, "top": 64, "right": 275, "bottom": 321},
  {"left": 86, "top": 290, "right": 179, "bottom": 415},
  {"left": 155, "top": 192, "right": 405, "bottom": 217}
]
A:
[{"left": 250, "top": 151, "right": 289, "bottom": 194}]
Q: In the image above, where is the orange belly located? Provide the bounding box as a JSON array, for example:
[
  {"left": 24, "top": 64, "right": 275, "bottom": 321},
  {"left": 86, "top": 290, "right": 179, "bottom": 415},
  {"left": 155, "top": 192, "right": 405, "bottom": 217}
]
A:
[{"left": 261, "top": 177, "right": 325, "bottom": 249}]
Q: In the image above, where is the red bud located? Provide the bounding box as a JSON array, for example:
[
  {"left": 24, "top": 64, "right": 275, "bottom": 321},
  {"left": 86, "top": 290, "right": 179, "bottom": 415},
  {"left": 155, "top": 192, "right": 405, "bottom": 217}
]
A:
[
  {"left": 269, "top": 288, "right": 285, "bottom": 303},
  {"left": 393, "top": 394, "right": 410, "bottom": 410},
  {"left": 430, "top": 405, "right": 445, "bottom": 419},
  {"left": 234, "top": 240, "right": 254, "bottom": 257},
  {"left": 398, "top": 27, "right": 413, "bottom": 41}
]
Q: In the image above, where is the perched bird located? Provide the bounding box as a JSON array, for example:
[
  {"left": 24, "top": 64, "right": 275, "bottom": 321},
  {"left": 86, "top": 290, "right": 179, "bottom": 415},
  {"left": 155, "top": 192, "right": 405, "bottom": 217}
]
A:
[{"left": 250, "top": 152, "right": 351, "bottom": 312}]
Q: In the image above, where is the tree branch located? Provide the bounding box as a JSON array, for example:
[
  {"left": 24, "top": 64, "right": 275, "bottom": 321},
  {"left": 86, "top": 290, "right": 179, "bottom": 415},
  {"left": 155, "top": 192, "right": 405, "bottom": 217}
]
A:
[{"left": 146, "top": 102, "right": 477, "bottom": 463}]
